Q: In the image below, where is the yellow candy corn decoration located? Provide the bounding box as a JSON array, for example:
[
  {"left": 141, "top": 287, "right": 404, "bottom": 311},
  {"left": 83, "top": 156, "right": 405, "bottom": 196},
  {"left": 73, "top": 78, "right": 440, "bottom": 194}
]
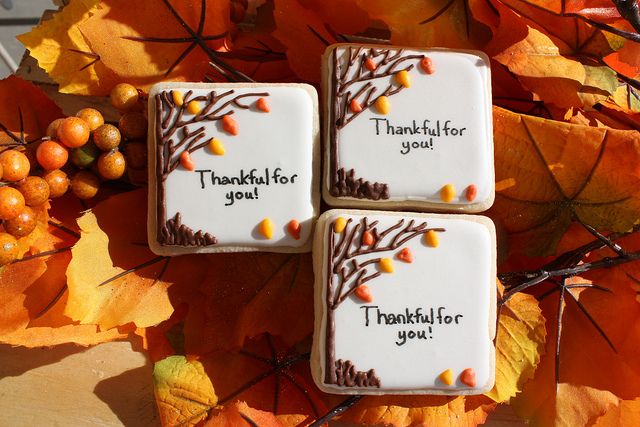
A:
[
  {"left": 334, "top": 217, "right": 347, "bottom": 233},
  {"left": 424, "top": 230, "right": 439, "bottom": 248},
  {"left": 187, "top": 100, "right": 202, "bottom": 115},
  {"left": 258, "top": 218, "right": 274, "bottom": 239},
  {"left": 374, "top": 96, "right": 390, "bottom": 115},
  {"left": 395, "top": 70, "right": 411, "bottom": 88},
  {"left": 172, "top": 90, "right": 184, "bottom": 107},
  {"left": 439, "top": 368, "right": 454, "bottom": 386},
  {"left": 379, "top": 258, "right": 394, "bottom": 273},
  {"left": 440, "top": 184, "right": 456, "bottom": 202},
  {"left": 208, "top": 138, "right": 225, "bottom": 155}
]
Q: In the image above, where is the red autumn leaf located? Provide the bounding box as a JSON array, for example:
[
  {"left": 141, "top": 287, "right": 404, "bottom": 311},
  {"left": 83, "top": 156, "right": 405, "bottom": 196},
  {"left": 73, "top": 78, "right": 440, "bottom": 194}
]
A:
[
  {"left": 271, "top": 0, "right": 371, "bottom": 83},
  {"left": 184, "top": 252, "right": 315, "bottom": 354}
]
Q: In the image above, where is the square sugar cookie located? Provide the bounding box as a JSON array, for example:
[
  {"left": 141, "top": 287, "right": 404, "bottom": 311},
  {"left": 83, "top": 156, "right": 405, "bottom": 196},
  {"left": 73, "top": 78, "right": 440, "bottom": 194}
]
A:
[
  {"left": 148, "top": 83, "right": 319, "bottom": 255},
  {"left": 322, "top": 44, "right": 494, "bottom": 212},
  {"left": 312, "top": 210, "right": 496, "bottom": 394}
]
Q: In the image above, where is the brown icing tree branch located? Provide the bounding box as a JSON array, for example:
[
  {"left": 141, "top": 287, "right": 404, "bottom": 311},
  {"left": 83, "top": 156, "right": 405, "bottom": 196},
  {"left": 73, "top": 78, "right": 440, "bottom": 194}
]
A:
[
  {"left": 329, "top": 46, "right": 424, "bottom": 199},
  {"left": 153, "top": 89, "right": 267, "bottom": 246},
  {"left": 324, "top": 216, "right": 445, "bottom": 387}
]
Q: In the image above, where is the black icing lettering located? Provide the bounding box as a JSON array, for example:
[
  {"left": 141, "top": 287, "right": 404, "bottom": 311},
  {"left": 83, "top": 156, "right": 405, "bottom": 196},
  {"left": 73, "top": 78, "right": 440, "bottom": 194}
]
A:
[
  {"left": 369, "top": 118, "right": 386, "bottom": 135},
  {"left": 196, "top": 169, "right": 211, "bottom": 189},
  {"left": 400, "top": 141, "right": 410, "bottom": 155},
  {"left": 361, "top": 305, "right": 379, "bottom": 327},
  {"left": 396, "top": 330, "right": 406, "bottom": 346}
]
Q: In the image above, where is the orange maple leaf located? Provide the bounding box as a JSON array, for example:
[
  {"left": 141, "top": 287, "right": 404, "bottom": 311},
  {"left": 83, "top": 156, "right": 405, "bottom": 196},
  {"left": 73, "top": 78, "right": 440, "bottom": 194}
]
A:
[
  {"left": 506, "top": 227, "right": 640, "bottom": 425},
  {"left": 205, "top": 401, "right": 285, "bottom": 427},
  {"left": 489, "top": 106, "right": 640, "bottom": 256},
  {"left": 592, "top": 396, "right": 640, "bottom": 426},
  {"left": 0, "top": 218, "right": 128, "bottom": 347},
  {"left": 483, "top": 0, "right": 631, "bottom": 109},
  {"left": 338, "top": 394, "right": 496, "bottom": 426},
  {"left": 200, "top": 333, "right": 330, "bottom": 426}
]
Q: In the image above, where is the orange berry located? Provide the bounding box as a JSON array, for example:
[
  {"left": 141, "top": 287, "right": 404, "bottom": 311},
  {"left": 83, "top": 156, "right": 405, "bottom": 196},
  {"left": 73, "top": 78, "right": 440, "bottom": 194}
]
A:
[
  {"left": 58, "top": 117, "right": 90, "bottom": 148},
  {"left": 119, "top": 112, "right": 147, "bottom": 139},
  {"left": 93, "top": 124, "right": 121, "bottom": 151},
  {"left": 71, "top": 171, "right": 100, "bottom": 199},
  {"left": 36, "top": 140, "right": 68, "bottom": 170},
  {"left": 17, "top": 176, "right": 50, "bottom": 207},
  {"left": 0, "top": 232, "right": 18, "bottom": 265},
  {"left": 4, "top": 206, "right": 36, "bottom": 238},
  {"left": 42, "top": 169, "right": 69, "bottom": 198},
  {"left": 110, "top": 83, "right": 139, "bottom": 111},
  {"left": 124, "top": 141, "right": 147, "bottom": 170},
  {"left": 0, "top": 186, "right": 25, "bottom": 220},
  {"left": 0, "top": 149, "right": 30, "bottom": 182},
  {"left": 46, "top": 118, "right": 65, "bottom": 139},
  {"left": 97, "top": 150, "right": 126, "bottom": 180},
  {"left": 76, "top": 108, "right": 104, "bottom": 131}
]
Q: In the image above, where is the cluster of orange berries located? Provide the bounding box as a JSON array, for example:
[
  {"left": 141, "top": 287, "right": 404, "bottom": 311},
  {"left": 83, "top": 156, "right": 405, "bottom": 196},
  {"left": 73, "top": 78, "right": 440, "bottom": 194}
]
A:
[{"left": 0, "top": 83, "right": 148, "bottom": 265}]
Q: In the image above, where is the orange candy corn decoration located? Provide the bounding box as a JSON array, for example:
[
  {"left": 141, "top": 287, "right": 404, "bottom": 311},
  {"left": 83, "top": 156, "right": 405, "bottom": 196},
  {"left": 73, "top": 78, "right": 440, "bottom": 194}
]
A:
[
  {"left": 379, "top": 258, "right": 394, "bottom": 273},
  {"left": 355, "top": 285, "right": 373, "bottom": 302},
  {"left": 222, "top": 115, "right": 239, "bottom": 135},
  {"left": 362, "top": 230, "right": 374, "bottom": 246},
  {"left": 439, "top": 369, "right": 454, "bottom": 386},
  {"left": 375, "top": 96, "right": 390, "bottom": 115},
  {"left": 465, "top": 184, "right": 477, "bottom": 202},
  {"left": 172, "top": 90, "right": 184, "bottom": 107},
  {"left": 187, "top": 100, "right": 202, "bottom": 114},
  {"left": 460, "top": 368, "right": 477, "bottom": 387},
  {"left": 395, "top": 70, "right": 411, "bottom": 88},
  {"left": 259, "top": 218, "right": 274, "bottom": 239},
  {"left": 364, "top": 57, "right": 376, "bottom": 71},
  {"left": 208, "top": 138, "right": 225, "bottom": 155},
  {"left": 350, "top": 99, "right": 363, "bottom": 113},
  {"left": 397, "top": 247, "right": 413, "bottom": 263},
  {"left": 424, "top": 230, "right": 439, "bottom": 248},
  {"left": 287, "top": 219, "right": 301, "bottom": 240},
  {"left": 256, "top": 97, "right": 270, "bottom": 112},
  {"left": 334, "top": 217, "right": 347, "bottom": 233},
  {"left": 420, "top": 56, "right": 435, "bottom": 74},
  {"left": 180, "top": 151, "right": 195, "bottom": 171},
  {"left": 440, "top": 184, "right": 456, "bottom": 202}
]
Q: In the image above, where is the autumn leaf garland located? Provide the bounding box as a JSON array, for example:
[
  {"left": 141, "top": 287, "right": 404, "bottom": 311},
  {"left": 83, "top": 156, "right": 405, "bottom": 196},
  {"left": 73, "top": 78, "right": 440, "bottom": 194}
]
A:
[{"left": 6, "top": 0, "right": 640, "bottom": 426}]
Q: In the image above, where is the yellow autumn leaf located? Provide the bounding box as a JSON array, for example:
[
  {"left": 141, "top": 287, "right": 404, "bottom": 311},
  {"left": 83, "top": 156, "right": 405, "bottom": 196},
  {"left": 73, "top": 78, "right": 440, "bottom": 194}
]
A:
[
  {"left": 154, "top": 355, "right": 217, "bottom": 427},
  {"left": 17, "top": 0, "right": 106, "bottom": 95},
  {"left": 485, "top": 281, "right": 546, "bottom": 403},
  {"left": 513, "top": 383, "right": 617, "bottom": 426},
  {"left": 65, "top": 209, "right": 174, "bottom": 330}
]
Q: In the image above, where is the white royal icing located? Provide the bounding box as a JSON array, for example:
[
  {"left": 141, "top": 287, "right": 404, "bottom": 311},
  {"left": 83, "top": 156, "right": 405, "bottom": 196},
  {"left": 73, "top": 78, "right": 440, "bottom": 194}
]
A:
[
  {"left": 315, "top": 210, "right": 496, "bottom": 394},
  {"left": 151, "top": 83, "right": 318, "bottom": 251},
  {"left": 326, "top": 45, "right": 494, "bottom": 209}
]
